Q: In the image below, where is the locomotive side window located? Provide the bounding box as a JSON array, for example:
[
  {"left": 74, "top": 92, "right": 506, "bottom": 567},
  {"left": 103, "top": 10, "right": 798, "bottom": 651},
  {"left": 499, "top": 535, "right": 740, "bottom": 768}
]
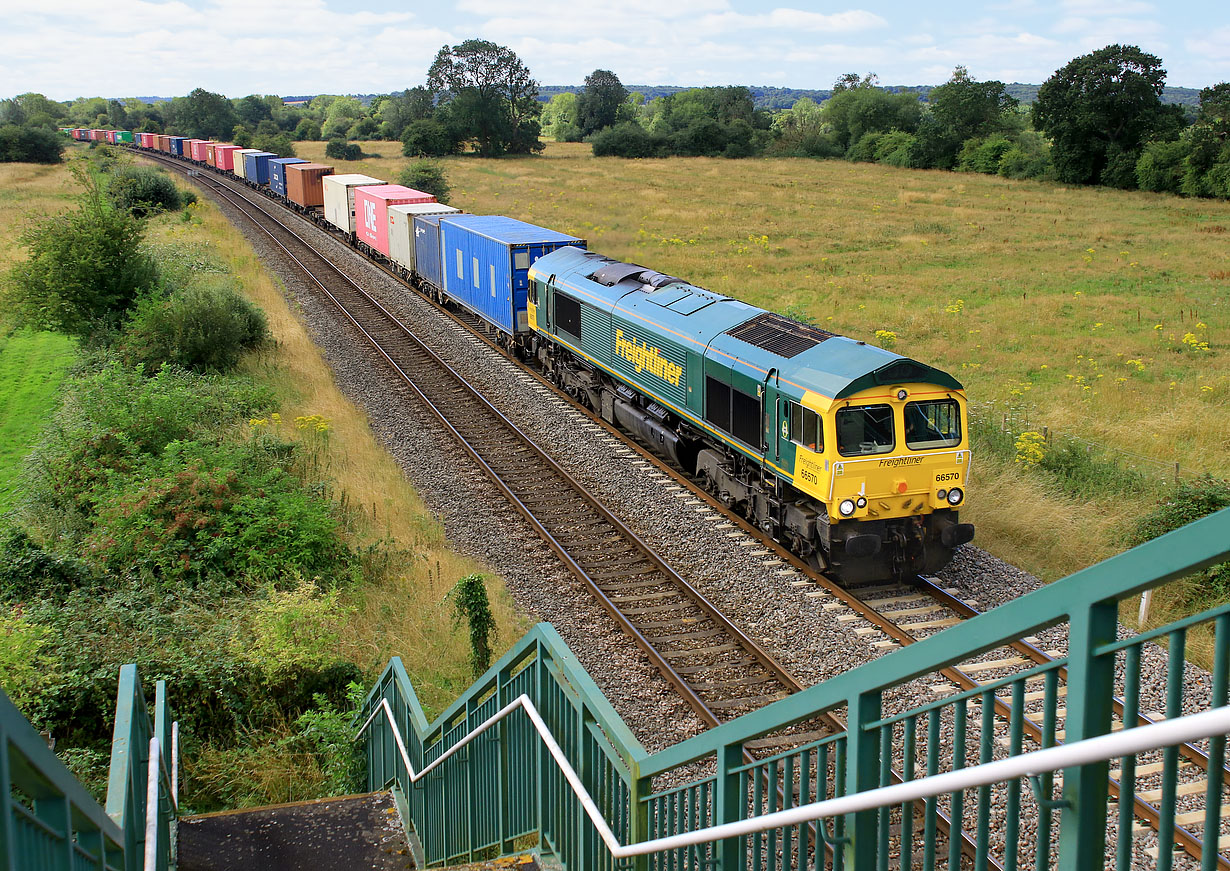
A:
[
  {"left": 789, "top": 401, "right": 821, "bottom": 452},
  {"left": 836, "top": 405, "right": 894, "bottom": 456},
  {"left": 905, "top": 399, "right": 961, "bottom": 450},
  {"left": 555, "top": 292, "right": 582, "bottom": 340}
]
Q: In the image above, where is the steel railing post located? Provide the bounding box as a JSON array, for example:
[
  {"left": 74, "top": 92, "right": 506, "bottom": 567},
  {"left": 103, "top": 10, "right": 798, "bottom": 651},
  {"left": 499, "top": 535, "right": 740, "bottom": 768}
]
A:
[
  {"left": 713, "top": 741, "right": 745, "bottom": 870},
  {"left": 844, "top": 689, "right": 883, "bottom": 871},
  {"left": 626, "top": 768, "right": 652, "bottom": 871},
  {"left": 1056, "top": 600, "right": 1118, "bottom": 869}
]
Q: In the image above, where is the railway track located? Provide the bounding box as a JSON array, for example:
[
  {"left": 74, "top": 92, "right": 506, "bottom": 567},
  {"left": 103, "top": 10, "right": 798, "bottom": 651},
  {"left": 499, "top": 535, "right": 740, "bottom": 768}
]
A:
[{"left": 146, "top": 150, "right": 1225, "bottom": 868}]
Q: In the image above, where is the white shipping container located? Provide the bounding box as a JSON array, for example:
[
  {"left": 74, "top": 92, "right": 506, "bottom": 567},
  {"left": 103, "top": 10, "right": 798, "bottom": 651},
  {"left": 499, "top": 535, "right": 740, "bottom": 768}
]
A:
[
  {"left": 388, "top": 203, "right": 462, "bottom": 273},
  {"left": 322, "top": 174, "right": 384, "bottom": 235},
  {"left": 231, "top": 149, "right": 262, "bottom": 180}
]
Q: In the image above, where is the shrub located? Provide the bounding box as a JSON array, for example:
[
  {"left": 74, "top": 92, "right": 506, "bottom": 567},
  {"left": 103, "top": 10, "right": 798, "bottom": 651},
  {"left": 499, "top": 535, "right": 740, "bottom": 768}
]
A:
[
  {"left": 4, "top": 168, "right": 159, "bottom": 338},
  {"left": 396, "top": 160, "right": 450, "bottom": 204},
  {"left": 957, "top": 136, "right": 1012, "bottom": 174},
  {"left": 294, "top": 118, "right": 322, "bottom": 141},
  {"left": 0, "top": 526, "right": 94, "bottom": 600},
  {"left": 122, "top": 280, "right": 268, "bottom": 373},
  {"left": 874, "top": 130, "right": 917, "bottom": 167},
  {"left": 237, "top": 578, "right": 355, "bottom": 683},
  {"left": 1135, "top": 140, "right": 1188, "bottom": 193},
  {"left": 400, "top": 119, "right": 457, "bottom": 157},
  {"left": 347, "top": 118, "right": 378, "bottom": 140},
  {"left": 998, "top": 132, "right": 1054, "bottom": 180},
  {"left": 1128, "top": 475, "right": 1230, "bottom": 597},
  {"left": 324, "top": 139, "right": 361, "bottom": 161},
  {"left": 845, "top": 131, "right": 884, "bottom": 163},
  {"left": 0, "top": 124, "right": 64, "bottom": 163},
  {"left": 450, "top": 574, "right": 495, "bottom": 676},
  {"left": 1099, "top": 143, "right": 1140, "bottom": 189},
  {"left": 107, "top": 165, "right": 182, "bottom": 217},
  {"left": 590, "top": 122, "right": 658, "bottom": 158},
  {"left": 0, "top": 608, "right": 53, "bottom": 709},
  {"left": 254, "top": 132, "right": 295, "bottom": 158}
]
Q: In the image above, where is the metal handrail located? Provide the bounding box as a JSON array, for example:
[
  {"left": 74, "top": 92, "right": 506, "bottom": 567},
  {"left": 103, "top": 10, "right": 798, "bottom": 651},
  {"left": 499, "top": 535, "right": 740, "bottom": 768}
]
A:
[
  {"left": 357, "top": 690, "right": 1230, "bottom": 860},
  {"left": 143, "top": 727, "right": 179, "bottom": 871}
]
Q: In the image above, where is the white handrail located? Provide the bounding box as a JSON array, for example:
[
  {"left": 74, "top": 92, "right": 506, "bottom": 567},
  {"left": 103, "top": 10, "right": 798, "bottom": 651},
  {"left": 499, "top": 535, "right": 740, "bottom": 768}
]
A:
[
  {"left": 356, "top": 694, "right": 1230, "bottom": 860},
  {"left": 143, "top": 737, "right": 161, "bottom": 871}
]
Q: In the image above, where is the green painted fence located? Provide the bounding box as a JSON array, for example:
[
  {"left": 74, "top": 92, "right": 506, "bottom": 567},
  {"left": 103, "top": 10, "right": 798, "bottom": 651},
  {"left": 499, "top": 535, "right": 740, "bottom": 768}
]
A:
[
  {"left": 358, "top": 506, "right": 1230, "bottom": 870},
  {"left": 0, "top": 665, "right": 174, "bottom": 871}
]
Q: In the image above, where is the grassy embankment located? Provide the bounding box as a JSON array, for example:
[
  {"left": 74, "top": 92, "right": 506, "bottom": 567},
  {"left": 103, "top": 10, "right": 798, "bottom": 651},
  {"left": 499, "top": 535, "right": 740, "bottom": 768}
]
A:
[
  {"left": 1, "top": 146, "right": 526, "bottom": 809},
  {"left": 0, "top": 162, "right": 82, "bottom": 511},
  {"left": 302, "top": 140, "right": 1229, "bottom": 590}
]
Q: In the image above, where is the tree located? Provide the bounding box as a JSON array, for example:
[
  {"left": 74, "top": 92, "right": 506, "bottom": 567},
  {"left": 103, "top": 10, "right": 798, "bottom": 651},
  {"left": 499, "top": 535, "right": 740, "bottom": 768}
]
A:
[
  {"left": 234, "top": 95, "right": 273, "bottom": 128},
  {"left": 427, "top": 39, "right": 542, "bottom": 156},
  {"left": 401, "top": 118, "right": 458, "bottom": 157},
  {"left": 1033, "top": 45, "right": 1180, "bottom": 186},
  {"left": 4, "top": 167, "right": 158, "bottom": 338},
  {"left": 397, "top": 160, "right": 451, "bottom": 204},
  {"left": 168, "top": 88, "right": 238, "bottom": 139},
  {"left": 376, "top": 87, "right": 434, "bottom": 141},
  {"left": 0, "top": 125, "right": 64, "bottom": 163},
  {"left": 577, "top": 69, "right": 628, "bottom": 137},
  {"left": 540, "top": 92, "right": 581, "bottom": 142},
  {"left": 1198, "top": 83, "right": 1230, "bottom": 139},
  {"left": 822, "top": 74, "right": 921, "bottom": 153},
  {"left": 294, "top": 118, "right": 322, "bottom": 141},
  {"left": 322, "top": 96, "right": 363, "bottom": 139},
  {"left": 914, "top": 66, "right": 1018, "bottom": 169}
]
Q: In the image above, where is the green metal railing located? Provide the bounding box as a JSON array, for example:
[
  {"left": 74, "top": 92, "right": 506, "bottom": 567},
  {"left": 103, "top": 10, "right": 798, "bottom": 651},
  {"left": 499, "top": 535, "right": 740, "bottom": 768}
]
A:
[
  {"left": 358, "top": 506, "right": 1230, "bottom": 870},
  {"left": 0, "top": 665, "right": 176, "bottom": 871}
]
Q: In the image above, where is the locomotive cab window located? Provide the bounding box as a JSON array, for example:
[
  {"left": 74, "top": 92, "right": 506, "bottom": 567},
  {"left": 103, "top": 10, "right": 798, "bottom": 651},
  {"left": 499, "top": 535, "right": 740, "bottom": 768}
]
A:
[
  {"left": 905, "top": 399, "right": 961, "bottom": 450},
  {"left": 789, "top": 401, "right": 821, "bottom": 452},
  {"left": 836, "top": 404, "right": 894, "bottom": 457},
  {"left": 554, "top": 292, "right": 582, "bottom": 340}
]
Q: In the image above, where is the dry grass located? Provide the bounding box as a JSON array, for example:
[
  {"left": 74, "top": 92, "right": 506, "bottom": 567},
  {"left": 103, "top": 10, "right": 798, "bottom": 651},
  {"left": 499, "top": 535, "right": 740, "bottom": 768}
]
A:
[
  {"left": 298, "top": 140, "right": 1229, "bottom": 582},
  {"left": 151, "top": 174, "right": 530, "bottom": 717}
]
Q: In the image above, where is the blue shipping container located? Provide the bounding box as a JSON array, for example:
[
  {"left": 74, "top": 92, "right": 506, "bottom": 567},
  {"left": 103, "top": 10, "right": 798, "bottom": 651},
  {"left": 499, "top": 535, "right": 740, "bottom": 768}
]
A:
[
  {"left": 169, "top": 137, "right": 183, "bottom": 156},
  {"left": 243, "top": 151, "right": 276, "bottom": 186},
  {"left": 411, "top": 215, "right": 449, "bottom": 293},
  {"left": 268, "top": 157, "right": 306, "bottom": 197},
  {"left": 440, "top": 216, "right": 585, "bottom": 335}
]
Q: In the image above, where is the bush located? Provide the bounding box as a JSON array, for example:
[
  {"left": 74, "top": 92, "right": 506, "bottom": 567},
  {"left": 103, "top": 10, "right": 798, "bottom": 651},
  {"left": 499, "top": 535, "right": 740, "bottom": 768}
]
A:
[
  {"left": 998, "top": 132, "right": 1053, "bottom": 180},
  {"left": 1135, "top": 140, "right": 1188, "bottom": 193},
  {"left": 845, "top": 131, "right": 884, "bottom": 163},
  {"left": 347, "top": 118, "right": 378, "bottom": 140},
  {"left": 1128, "top": 475, "right": 1230, "bottom": 596},
  {"left": 591, "top": 122, "right": 659, "bottom": 158},
  {"left": 324, "top": 139, "right": 361, "bottom": 161},
  {"left": 400, "top": 119, "right": 457, "bottom": 157},
  {"left": 294, "top": 118, "right": 322, "bottom": 141},
  {"left": 957, "top": 136, "right": 1012, "bottom": 174},
  {"left": 254, "top": 132, "right": 295, "bottom": 158},
  {"left": 237, "top": 578, "right": 355, "bottom": 683},
  {"left": 874, "top": 130, "right": 917, "bottom": 167},
  {"left": 1100, "top": 143, "right": 1140, "bottom": 189},
  {"left": 396, "top": 160, "right": 450, "bottom": 204},
  {"left": 122, "top": 279, "right": 269, "bottom": 373},
  {"left": 0, "top": 124, "right": 64, "bottom": 163},
  {"left": 107, "top": 165, "right": 182, "bottom": 217},
  {"left": 0, "top": 526, "right": 94, "bottom": 600},
  {"left": 4, "top": 168, "right": 159, "bottom": 338}
]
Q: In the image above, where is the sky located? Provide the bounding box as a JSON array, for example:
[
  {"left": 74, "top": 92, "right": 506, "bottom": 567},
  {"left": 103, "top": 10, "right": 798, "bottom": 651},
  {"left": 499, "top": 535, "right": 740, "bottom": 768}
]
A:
[{"left": 1, "top": 0, "right": 1226, "bottom": 102}]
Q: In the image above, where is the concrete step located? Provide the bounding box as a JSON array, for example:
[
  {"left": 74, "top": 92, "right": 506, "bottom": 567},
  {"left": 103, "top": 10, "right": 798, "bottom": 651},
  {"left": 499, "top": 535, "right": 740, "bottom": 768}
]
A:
[{"left": 178, "top": 791, "right": 413, "bottom": 871}]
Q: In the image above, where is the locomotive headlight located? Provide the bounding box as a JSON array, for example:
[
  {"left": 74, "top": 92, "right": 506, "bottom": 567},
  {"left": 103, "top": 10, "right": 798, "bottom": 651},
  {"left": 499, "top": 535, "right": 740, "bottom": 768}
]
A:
[
  {"left": 839, "top": 499, "right": 856, "bottom": 517},
  {"left": 856, "top": 496, "right": 867, "bottom": 509},
  {"left": 947, "top": 488, "right": 964, "bottom": 505},
  {"left": 937, "top": 489, "right": 948, "bottom": 501}
]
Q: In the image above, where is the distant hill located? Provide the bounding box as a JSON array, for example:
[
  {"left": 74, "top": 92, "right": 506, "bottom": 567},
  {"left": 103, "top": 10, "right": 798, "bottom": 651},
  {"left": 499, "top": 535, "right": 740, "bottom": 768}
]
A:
[{"left": 537, "top": 83, "right": 1204, "bottom": 110}]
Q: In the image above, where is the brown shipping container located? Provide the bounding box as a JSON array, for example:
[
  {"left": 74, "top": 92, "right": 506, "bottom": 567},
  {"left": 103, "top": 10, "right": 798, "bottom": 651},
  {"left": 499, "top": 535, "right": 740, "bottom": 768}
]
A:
[{"left": 285, "top": 163, "right": 334, "bottom": 209}]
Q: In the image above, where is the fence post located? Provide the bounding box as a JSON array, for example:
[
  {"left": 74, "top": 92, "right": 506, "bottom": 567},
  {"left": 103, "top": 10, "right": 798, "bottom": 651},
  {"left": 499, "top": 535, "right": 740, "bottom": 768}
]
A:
[
  {"left": 626, "top": 767, "right": 652, "bottom": 871},
  {"left": 844, "top": 689, "right": 883, "bottom": 871},
  {"left": 1056, "top": 599, "right": 1118, "bottom": 869},
  {"left": 713, "top": 741, "right": 745, "bottom": 869},
  {"left": 498, "top": 663, "right": 513, "bottom": 856},
  {"left": 576, "top": 705, "right": 596, "bottom": 869}
]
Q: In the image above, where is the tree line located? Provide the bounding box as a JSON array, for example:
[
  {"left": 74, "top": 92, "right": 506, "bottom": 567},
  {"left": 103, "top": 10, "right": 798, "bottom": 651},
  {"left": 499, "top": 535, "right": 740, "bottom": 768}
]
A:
[{"left": 4, "top": 39, "right": 1226, "bottom": 197}]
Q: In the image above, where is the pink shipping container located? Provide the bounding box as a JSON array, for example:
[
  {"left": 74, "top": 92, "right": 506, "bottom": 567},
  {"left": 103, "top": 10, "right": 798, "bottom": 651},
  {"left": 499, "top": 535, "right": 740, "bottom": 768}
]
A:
[
  {"left": 213, "top": 144, "right": 240, "bottom": 172},
  {"left": 88, "top": 130, "right": 99, "bottom": 141},
  {"left": 353, "top": 185, "right": 437, "bottom": 257},
  {"left": 104, "top": 131, "right": 114, "bottom": 144},
  {"left": 181, "top": 139, "right": 201, "bottom": 159},
  {"left": 143, "top": 133, "right": 156, "bottom": 148},
  {"left": 191, "top": 140, "right": 210, "bottom": 162}
]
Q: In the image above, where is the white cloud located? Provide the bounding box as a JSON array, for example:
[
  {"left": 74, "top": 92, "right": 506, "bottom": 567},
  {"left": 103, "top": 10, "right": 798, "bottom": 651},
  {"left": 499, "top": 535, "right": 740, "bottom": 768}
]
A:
[{"left": 695, "top": 9, "right": 887, "bottom": 35}]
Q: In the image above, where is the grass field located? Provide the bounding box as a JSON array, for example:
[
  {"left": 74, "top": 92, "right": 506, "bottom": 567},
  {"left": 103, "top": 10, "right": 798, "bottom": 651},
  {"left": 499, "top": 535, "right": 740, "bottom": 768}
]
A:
[
  {"left": 0, "top": 329, "right": 77, "bottom": 511},
  {"left": 300, "top": 140, "right": 1230, "bottom": 582}
]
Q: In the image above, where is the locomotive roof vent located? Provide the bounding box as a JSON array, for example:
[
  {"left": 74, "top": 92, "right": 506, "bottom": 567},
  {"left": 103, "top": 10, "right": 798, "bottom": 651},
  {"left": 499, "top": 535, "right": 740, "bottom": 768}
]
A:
[
  {"left": 590, "top": 260, "right": 684, "bottom": 290},
  {"left": 726, "top": 312, "right": 836, "bottom": 359}
]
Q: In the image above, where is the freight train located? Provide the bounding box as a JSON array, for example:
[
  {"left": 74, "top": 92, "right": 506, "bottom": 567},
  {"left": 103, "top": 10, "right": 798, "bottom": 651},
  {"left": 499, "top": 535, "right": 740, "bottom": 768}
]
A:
[{"left": 71, "top": 127, "right": 976, "bottom": 583}]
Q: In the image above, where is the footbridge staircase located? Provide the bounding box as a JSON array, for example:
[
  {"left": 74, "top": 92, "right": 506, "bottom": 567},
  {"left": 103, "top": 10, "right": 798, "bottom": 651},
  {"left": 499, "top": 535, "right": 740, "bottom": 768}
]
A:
[{"left": 4, "top": 508, "right": 1229, "bottom": 870}]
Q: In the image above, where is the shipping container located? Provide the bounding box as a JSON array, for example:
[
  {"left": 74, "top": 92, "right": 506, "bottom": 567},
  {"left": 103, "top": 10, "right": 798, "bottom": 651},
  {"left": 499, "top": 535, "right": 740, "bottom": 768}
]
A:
[
  {"left": 388, "top": 203, "right": 462, "bottom": 275},
  {"left": 268, "top": 157, "right": 306, "bottom": 197},
  {"left": 159, "top": 134, "right": 172, "bottom": 151},
  {"left": 322, "top": 174, "right": 384, "bottom": 235},
  {"left": 104, "top": 131, "right": 115, "bottom": 144},
  {"left": 205, "top": 142, "right": 219, "bottom": 167},
  {"left": 412, "top": 215, "right": 449, "bottom": 291},
  {"left": 230, "top": 148, "right": 261, "bottom": 180},
  {"left": 139, "top": 132, "right": 152, "bottom": 148},
  {"left": 169, "top": 137, "right": 185, "bottom": 157},
  {"left": 284, "top": 162, "right": 333, "bottom": 209},
  {"left": 440, "top": 216, "right": 585, "bottom": 335},
  {"left": 242, "top": 151, "right": 276, "bottom": 185},
  {"left": 190, "top": 140, "right": 209, "bottom": 162},
  {"left": 352, "top": 185, "right": 436, "bottom": 257},
  {"left": 116, "top": 131, "right": 134, "bottom": 145},
  {"left": 213, "top": 144, "right": 240, "bottom": 172}
]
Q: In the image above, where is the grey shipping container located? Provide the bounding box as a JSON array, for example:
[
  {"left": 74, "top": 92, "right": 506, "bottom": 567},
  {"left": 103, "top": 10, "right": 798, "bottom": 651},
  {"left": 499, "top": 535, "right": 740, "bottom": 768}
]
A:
[
  {"left": 439, "top": 215, "right": 585, "bottom": 335},
  {"left": 388, "top": 203, "right": 462, "bottom": 275},
  {"left": 322, "top": 174, "right": 383, "bottom": 235}
]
